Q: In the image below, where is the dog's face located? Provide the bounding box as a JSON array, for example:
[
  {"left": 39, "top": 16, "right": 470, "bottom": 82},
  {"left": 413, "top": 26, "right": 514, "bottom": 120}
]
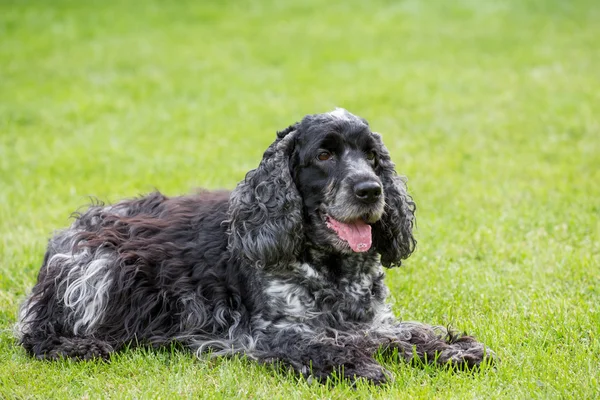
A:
[
  {"left": 291, "top": 109, "right": 387, "bottom": 254},
  {"left": 229, "top": 108, "right": 414, "bottom": 269}
]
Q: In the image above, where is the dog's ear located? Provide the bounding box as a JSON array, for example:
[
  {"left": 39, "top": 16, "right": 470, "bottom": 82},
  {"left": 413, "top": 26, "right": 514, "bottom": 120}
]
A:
[
  {"left": 228, "top": 124, "right": 303, "bottom": 268},
  {"left": 371, "top": 133, "right": 416, "bottom": 268}
]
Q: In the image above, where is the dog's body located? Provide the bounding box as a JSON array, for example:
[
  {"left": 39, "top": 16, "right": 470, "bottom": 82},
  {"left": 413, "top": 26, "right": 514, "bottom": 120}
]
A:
[{"left": 17, "top": 109, "right": 493, "bottom": 383}]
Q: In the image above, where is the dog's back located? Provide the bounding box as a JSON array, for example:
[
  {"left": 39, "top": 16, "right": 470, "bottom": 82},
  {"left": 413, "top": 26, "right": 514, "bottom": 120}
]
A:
[{"left": 17, "top": 190, "right": 240, "bottom": 359}]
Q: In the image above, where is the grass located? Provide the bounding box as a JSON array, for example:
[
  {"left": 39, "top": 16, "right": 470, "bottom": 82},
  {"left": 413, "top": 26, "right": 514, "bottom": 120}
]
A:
[{"left": 1, "top": 0, "right": 599, "bottom": 398}]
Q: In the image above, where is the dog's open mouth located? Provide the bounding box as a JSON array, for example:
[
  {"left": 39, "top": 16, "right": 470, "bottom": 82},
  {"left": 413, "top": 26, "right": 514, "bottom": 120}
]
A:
[{"left": 325, "top": 216, "right": 372, "bottom": 252}]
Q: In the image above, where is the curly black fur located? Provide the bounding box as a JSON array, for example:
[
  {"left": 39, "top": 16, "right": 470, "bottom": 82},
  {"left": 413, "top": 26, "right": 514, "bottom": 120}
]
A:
[{"left": 16, "top": 109, "right": 495, "bottom": 384}]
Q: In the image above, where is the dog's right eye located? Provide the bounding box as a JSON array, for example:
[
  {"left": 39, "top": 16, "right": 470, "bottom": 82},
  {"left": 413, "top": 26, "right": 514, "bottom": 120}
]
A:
[{"left": 317, "top": 151, "right": 332, "bottom": 161}]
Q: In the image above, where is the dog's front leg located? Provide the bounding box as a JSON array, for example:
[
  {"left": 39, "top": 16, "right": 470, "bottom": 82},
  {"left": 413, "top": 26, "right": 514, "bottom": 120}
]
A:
[
  {"left": 255, "top": 327, "right": 390, "bottom": 384},
  {"left": 379, "top": 322, "right": 496, "bottom": 368}
]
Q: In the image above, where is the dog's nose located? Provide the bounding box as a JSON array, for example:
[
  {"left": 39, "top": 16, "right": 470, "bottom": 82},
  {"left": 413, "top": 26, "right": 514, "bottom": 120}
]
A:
[{"left": 354, "top": 181, "right": 382, "bottom": 204}]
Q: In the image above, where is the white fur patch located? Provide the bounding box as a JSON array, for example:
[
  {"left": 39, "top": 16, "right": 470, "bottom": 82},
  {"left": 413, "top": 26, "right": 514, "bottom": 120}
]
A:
[
  {"left": 190, "top": 333, "right": 260, "bottom": 358},
  {"left": 347, "top": 273, "right": 373, "bottom": 301},
  {"left": 55, "top": 247, "right": 116, "bottom": 335},
  {"left": 328, "top": 107, "right": 351, "bottom": 120},
  {"left": 297, "top": 263, "right": 320, "bottom": 278},
  {"left": 265, "top": 280, "right": 313, "bottom": 315},
  {"left": 371, "top": 302, "right": 396, "bottom": 328},
  {"left": 103, "top": 204, "right": 129, "bottom": 217}
]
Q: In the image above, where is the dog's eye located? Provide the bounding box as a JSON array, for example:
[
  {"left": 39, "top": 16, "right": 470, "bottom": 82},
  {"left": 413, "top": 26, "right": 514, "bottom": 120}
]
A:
[
  {"left": 317, "top": 151, "right": 332, "bottom": 161},
  {"left": 366, "top": 151, "right": 376, "bottom": 161}
]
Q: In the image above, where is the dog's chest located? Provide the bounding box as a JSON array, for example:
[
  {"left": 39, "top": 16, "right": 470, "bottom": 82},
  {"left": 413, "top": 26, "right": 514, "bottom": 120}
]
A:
[{"left": 263, "top": 262, "right": 389, "bottom": 326}]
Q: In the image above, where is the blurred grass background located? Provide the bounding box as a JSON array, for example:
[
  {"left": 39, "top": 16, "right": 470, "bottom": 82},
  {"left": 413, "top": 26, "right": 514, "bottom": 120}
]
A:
[{"left": 1, "top": 0, "right": 599, "bottom": 398}]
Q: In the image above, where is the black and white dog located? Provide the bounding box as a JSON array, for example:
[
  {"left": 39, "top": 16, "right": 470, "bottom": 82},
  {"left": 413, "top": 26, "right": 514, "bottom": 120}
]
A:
[{"left": 16, "top": 109, "right": 493, "bottom": 383}]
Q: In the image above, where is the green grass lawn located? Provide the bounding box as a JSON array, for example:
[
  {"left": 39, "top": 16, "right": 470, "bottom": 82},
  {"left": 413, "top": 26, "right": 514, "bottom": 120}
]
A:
[{"left": 1, "top": 0, "right": 599, "bottom": 398}]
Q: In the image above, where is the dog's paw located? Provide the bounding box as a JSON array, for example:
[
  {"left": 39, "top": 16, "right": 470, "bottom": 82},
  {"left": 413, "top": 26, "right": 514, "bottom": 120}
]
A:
[
  {"left": 44, "top": 337, "right": 114, "bottom": 361},
  {"left": 443, "top": 340, "right": 498, "bottom": 369},
  {"left": 342, "top": 362, "right": 392, "bottom": 385},
  {"left": 307, "top": 362, "right": 392, "bottom": 386}
]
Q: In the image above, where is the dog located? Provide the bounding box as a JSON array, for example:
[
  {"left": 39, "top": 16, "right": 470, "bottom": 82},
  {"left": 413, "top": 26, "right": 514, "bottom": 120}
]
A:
[{"left": 16, "top": 109, "right": 494, "bottom": 384}]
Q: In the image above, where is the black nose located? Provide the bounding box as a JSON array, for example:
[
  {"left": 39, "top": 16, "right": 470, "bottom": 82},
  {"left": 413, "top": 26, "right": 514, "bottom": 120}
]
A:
[{"left": 354, "top": 181, "right": 382, "bottom": 204}]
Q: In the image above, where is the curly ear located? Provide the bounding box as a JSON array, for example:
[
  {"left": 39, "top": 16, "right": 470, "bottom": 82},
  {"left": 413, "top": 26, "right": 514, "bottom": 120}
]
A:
[
  {"left": 227, "top": 125, "right": 303, "bottom": 268},
  {"left": 371, "top": 133, "right": 416, "bottom": 268}
]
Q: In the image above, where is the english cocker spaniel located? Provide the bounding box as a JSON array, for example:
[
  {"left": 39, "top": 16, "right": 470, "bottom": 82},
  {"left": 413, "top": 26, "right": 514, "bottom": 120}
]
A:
[{"left": 16, "top": 109, "right": 494, "bottom": 384}]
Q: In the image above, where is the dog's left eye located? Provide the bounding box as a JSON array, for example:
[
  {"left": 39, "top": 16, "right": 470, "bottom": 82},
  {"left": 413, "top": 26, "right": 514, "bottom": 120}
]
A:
[
  {"left": 366, "top": 151, "right": 376, "bottom": 161},
  {"left": 317, "top": 151, "right": 332, "bottom": 161}
]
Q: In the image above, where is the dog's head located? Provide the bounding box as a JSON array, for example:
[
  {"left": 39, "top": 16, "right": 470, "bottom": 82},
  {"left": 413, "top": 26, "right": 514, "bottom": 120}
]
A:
[{"left": 228, "top": 109, "right": 416, "bottom": 269}]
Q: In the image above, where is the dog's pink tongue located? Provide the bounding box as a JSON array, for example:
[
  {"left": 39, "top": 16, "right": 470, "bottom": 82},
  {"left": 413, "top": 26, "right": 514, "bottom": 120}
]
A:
[{"left": 326, "top": 217, "right": 372, "bottom": 252}]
